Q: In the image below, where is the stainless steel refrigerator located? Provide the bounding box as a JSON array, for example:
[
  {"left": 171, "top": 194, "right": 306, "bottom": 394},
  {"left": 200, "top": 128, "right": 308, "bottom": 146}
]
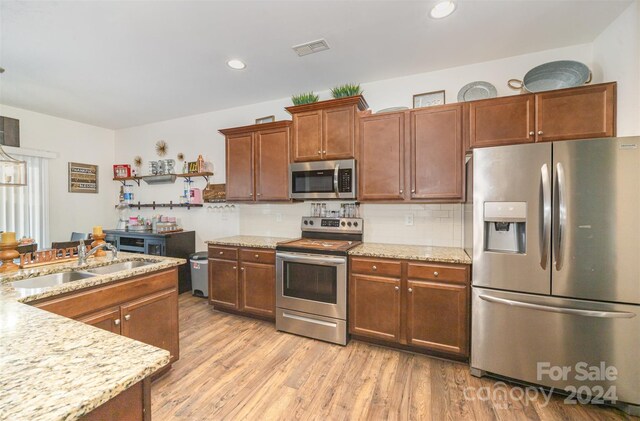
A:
[{"left": 469, "top": 137, "right": 640, "bottom": 415}]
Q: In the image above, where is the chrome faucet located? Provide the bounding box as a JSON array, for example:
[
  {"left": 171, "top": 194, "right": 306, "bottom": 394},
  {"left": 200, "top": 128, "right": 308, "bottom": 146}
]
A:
[{"left": 77, "top": 239, "right": 118, "bottom": 266}]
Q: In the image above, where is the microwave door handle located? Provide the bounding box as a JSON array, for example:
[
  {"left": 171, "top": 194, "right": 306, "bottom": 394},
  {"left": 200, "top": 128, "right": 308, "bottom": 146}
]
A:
[{"left": 333, "top": 164, "right": 340, "bottom": 197}]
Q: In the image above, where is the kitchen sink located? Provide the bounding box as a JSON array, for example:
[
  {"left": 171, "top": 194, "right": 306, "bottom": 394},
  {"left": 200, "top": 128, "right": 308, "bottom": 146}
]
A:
[
  {"left": 11, "top": 271, "right": 96, "bottom": 290},
  {"left": 82, "top": 260, "right": 155, "bottom": 275}
]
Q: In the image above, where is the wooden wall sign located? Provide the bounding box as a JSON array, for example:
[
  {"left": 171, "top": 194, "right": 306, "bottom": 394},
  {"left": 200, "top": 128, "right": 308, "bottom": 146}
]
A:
[{"left": 68, "top": 162, "right": 98, "bottom": 193}]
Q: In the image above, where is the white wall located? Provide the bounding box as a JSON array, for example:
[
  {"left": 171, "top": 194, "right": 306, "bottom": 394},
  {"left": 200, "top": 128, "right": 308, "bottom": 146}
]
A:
[
  {"left": 116, "top": 43, "right": 603, "bottom": 250},
  {"left": 0, "top": 104, "right": 116, "bottom": 245},
  {"left": 593, "top": 1, "right": 640, "bottom": 136}
]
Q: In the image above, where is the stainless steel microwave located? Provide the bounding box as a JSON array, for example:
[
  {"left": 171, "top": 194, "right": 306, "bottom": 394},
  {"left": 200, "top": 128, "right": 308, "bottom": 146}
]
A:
[{"left": 289, "top": 159, "right": 357, "bottom": 200}]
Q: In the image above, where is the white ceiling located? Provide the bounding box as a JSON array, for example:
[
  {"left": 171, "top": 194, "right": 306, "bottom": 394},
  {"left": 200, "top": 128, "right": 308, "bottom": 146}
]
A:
[{"left": 0, "top": 0, "right": 632, "bottom": 129}]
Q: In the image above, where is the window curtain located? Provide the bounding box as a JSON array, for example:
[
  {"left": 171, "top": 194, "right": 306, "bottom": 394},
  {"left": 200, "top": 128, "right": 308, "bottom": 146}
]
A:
[{"left": 0, "top": 153, "right": 50, "bottom": 247}]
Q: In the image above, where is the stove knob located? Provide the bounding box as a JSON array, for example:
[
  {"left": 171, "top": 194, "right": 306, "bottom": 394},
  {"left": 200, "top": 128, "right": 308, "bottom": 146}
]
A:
[
  {"left": 353, "top": 222, "right": 358, "bottom": 227},
  {"left": 341, "top": 221, "right": 346, "bottom": 227},
  {"left": 347, "top": 222, "right": 352, "bottom": 227},
  {"left": 309, "top": 220, "right": 314, "bottom": 226},
  {"left": 304, "top": 220, "right": 308, "bottom": 225}
]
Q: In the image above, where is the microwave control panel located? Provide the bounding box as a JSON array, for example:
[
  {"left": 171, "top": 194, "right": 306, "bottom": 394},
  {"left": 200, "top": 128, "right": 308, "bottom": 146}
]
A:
[{"left": 338, "top": 168, "right": 353, "bottom": 192}]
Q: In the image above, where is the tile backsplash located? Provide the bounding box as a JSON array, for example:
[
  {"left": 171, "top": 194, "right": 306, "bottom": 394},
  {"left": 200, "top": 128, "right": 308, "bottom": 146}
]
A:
[{"left": 239, "top": 202, "right": 463, "bottom": 247}]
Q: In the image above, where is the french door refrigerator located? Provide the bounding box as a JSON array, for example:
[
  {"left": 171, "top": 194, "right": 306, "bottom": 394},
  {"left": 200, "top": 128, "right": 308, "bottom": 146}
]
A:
[{"left": 470, "top": 137, "right": 640, "bottom": 415}]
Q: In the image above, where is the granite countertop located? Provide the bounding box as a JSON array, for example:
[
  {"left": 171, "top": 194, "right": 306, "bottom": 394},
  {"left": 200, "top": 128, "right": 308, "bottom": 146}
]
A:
[
  {"left": 349, "top": 242, "right": 471, "bottom": 264},
  {"left": 206, "top": 235, "right": 293, "bottom": 249},
  {"left": 0, "top": 253, "right": 185, "bottom": 421}
]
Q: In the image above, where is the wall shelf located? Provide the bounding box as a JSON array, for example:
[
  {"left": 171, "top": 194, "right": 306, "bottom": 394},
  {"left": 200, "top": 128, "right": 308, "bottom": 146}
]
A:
[
  {"left": 116, "top": 201, "right": 204, "bottom": 210},
  {"left": 176, "top": 172, "right": 214, "bottom": 183},
  {"left": 113, "top": 172, "right": 213, "bottom": 186},
  {"left": 113, "top": 176, "right": 142, "bottom": 186}
]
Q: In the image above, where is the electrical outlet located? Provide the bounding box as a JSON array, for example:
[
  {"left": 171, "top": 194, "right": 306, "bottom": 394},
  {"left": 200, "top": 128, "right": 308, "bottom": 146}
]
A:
[
  {"left": 276, "top": 213, "right": 283, "bottom": 222},
  {"left": 405, "top": 213, "right": 414, "bottom": 226}
]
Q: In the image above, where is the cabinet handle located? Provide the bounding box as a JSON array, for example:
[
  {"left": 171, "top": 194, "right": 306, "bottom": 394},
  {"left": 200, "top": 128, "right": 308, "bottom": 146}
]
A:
[
  {"left": 529, "top": 131, "right": 535, "bottom": 136},
  {"left": 395, "top": 286, "right": 399, "bottom": 291},
  {"left": 433, "top": 271, "right": 439, "bottom": 277},
  {"left": 538, "top": 131, "right": 544, "bottom": 135},
  {"left": 322, "top": 150, "right": 326, "bottom": 154},
  {"left": 399, "top": 189, "right": 403, "bottom": 194},
  {"left": 372, "top": 265, "right": 377, "bottom": 271},
  {"left": 255, "top": 254, "right": 259, "bottom": 258},
  {"left": 248, "top": 193, "right": 253, "bottom": 197},
  {"left": 233, "top": 266, "right": 237, "bottom": 269},
  {"left": 124, "top": 314, "right": 131, "bottom": 321},
  {"left": 317, "top": 150, "right": 321, "bottom": 155},
  {"left": 114, "top": 319, "right": 121, "bottom": 326},
  {"left": 411, "top": 189, "right": 416, "bottom": 193},
  {"left": 219, "top": 251, "right": 224, "bottom": 255},
  {"left": 257, "top": 193, "right": 261, "bottom": 196},
  {"left": 241, "top": 267, "right": 245, "bottom": 271},
  {"left": 408, "top": 288, "right": 413, "bottom": 293}
]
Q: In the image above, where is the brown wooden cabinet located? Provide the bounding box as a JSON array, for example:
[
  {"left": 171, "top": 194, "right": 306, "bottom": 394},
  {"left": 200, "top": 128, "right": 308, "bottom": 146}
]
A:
[
  {"left": 349, "top": 257, "right": 470, "bottom": 359},
  {"left": 32, "top": 268, "right": 180, "bottom": 364},
  {"left": 468, "top": 82, "right": 616, "bottom": 148},
  {"left": 358, "top": 111, "right": 405, "bottom": 200},
  {"left": 349, "top": 274, "right": 401, "bottom": 342},
  {"left": 220, "top": 121, "right": 291, "bottom": 202},
  {"left": 286, "top": 96, "right": 368, "bottom": 162},
  {"left": 410, "top": 104, "right": 464, "bottom": 201},
  {"left": 121, "top": 289, "right": 179, "bottom": 361},
  {"left": 535, "top": 83, "right": 616, "bottom": 142},
  {"left": 80, "top": 379, "right": 149, "bottom": 421},
  {"left": 78, "top": 307, "right": 122, "bottom": 334},
  {"left": 208, "top": 245, "right": 276, "bottom": 320},
  {"left": 359, "top": 105, "right": 464, "bottom": 203}
]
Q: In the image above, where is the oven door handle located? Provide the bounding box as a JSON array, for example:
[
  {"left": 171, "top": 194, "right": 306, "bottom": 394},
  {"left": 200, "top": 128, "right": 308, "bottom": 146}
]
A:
[{"left": 277, "top": 252, "right": 346, "bottom": 265}]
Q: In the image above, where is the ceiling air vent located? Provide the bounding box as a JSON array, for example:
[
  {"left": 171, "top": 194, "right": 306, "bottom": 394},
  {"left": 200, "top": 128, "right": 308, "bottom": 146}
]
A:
[{"left": 292, "top": 39, "right": 330, "bottom": 57}]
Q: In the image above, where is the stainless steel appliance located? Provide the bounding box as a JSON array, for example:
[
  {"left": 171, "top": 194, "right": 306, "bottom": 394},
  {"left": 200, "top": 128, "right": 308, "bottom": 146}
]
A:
[
  {"left": 276, "top": 217, "right": 363, "bottom": 345},
  {"left": 469, "top": 137, "right": 640, "bottom": 415},
  {"left": 289, "top": 159, "right": 357, "bottom": 200}
]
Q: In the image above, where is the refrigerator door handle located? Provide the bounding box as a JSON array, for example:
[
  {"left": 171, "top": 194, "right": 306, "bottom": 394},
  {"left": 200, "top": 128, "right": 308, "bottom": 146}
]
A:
[
  {"left": 553, "top": 162, "right": 567, "bottom": 270},
  {"left": 478, "top": 294, "right": 637, "bottom": 319},
  {"left": 539, "top": 163, "right": 551, "bottom": 269}
]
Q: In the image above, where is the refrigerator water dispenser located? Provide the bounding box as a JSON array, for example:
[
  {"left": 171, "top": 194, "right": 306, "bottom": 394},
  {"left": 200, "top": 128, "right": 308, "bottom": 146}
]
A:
[{"left": 484, "top": 202, "right": 526, "bottom": 253}]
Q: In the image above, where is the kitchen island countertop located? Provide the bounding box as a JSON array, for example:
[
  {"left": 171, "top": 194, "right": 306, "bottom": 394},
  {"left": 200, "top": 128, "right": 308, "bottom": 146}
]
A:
[{"left": 0, "top": 253, "right": 185, "bottom": 421}]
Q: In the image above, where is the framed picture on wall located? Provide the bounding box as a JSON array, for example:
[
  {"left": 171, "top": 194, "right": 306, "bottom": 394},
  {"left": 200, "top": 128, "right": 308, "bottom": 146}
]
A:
[
  {"left": 413, "top": 90, "right": 446, "bottom": 108},
  {"left": 68, "top": 162, "right": 98, "bottom": 193},
  {"left": 255, "top": 115, "right": 275, "bottom": 124}
]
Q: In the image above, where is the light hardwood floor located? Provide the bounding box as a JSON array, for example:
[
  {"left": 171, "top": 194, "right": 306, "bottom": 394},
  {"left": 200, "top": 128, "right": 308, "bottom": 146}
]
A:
[{"left": 152, "top": 294, "right": 634, "bottom": 420}]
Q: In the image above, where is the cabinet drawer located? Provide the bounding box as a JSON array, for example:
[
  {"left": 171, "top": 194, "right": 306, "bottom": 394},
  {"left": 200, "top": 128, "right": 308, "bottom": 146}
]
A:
[
  {"left": 407, "top": 262, "right": 468, "bottom": 284},
  {"left": 239, "top": 248, "right": 275, "bottom": 264},
  {"left": 208, "top": 246, "right": 238, "bottom": 260},
  {"left": 350, "top": 257, "right": 402, "bottom": 277}
]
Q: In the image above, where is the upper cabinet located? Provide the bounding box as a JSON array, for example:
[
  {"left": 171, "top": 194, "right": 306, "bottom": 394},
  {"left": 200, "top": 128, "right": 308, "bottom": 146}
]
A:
[
  {"left": 468, "top": 82, "right": 616, "bottom": 148},
  {"left": 359, "top": 105, "right": 464, "bottom": 203},
  {"left": 286, "top": 96, "right": 369, "bottom": 162},
  {"left": 220, "top": 121, "right": 291, "bottom": 202}
]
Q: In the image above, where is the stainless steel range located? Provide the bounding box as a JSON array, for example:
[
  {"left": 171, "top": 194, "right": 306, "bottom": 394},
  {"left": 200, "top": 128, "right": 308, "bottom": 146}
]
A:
[{"left": 275, "top": 217, "right": 363, "bottom": 345}]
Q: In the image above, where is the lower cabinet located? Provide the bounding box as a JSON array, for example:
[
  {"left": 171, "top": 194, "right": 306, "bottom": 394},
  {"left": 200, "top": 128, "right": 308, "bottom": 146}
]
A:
[
  {"left": 349, "top": 257, "right": 470, "bottom": 359},
  {"left": 32, "top": 268, "right": 180, "bottom": 364},
  {"left": 208, "top": 245, "right": 276, "bottom": 320},
  {"left": 80, "top": 379, "right": 149, "bottom": 421}
]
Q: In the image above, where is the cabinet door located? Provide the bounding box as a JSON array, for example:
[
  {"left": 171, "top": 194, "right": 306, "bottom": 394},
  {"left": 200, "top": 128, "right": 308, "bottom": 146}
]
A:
[
  {"left": 292, "top": 110, "right": 323, "bottom": 162},
  {"left": 323, "top": 105, "right": 355, "bottom": 160},
  {"left": 359, "top": 112, "right": 405, "bottom": 200},
  {"left": 226, "top": 132, "right": 254, "bottom": 201},
  {"left": 121, "top": 288, "right": 179, "bottom": 362},
  {"left": 255, "top": 127, "right": 290, "bottom": 201},
  {"left": 77, "top": 307, "right": 122, "bottom": 334},
  {"left": 410, "top": 104, "right": 463, "bottom": 201},
  {"left": 535, "top": 83, "right": 615, "bottom": 142},
  {"left": 144, "top": 239, "right": 165, "bottom": 256},
  {"left": 468, "top": 94, "right": 535, "bottom": 148},
  {"left": 406, "top": 279, "right": 468, "bottom": 357},
  {"left": 240, "top": 262, "right": 275, "bottom": 318},
  {"left": 209, "top": 258, "right": 239, "bottom": 310},
  {"left": 349, "top": 274, "right": 401, "bottom": 342}
]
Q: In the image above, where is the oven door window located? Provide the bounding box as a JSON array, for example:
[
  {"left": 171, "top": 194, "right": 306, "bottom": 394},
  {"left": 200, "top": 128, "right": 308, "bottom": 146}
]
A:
[
  {"left": 283, "top": 261, "right": 337, "bottom": 304},
  {"left": 291, "top": 170, "right": 335, "bottom": 194}
]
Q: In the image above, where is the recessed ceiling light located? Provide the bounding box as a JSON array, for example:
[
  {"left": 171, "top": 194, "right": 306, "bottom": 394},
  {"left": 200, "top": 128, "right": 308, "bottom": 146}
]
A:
[
  {"left": 430, "top": 0, "right": 456, "bottom": 19},
  {"left": 226, "top": 59, "right": 246, "bottom": 70}
]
